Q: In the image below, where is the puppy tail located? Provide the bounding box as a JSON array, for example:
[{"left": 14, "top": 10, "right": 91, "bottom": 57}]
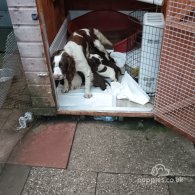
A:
[{"left": 93, "top": 28, "right": 113, "bottom": 46}]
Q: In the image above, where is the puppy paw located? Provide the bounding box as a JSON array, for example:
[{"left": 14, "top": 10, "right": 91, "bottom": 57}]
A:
[
  {"left": 61, "top": 88, "right": 69, "bottom": 93},
  {"left": 71, "top": 84, "right": 81, "bottom": 90},
  {"left": 84, "top": 93, "right": 92, "bottom": 98}
]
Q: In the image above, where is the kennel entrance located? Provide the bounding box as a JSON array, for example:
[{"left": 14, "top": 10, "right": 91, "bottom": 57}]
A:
[
  {"left": 6, "top": 0, "right": 195, "bottom": 141},
  {"left": 54, "top": 10, "right": 154, "bottom": 117},
  {"left": 39, "top": 0, "right": 195, "bottom": 141}
]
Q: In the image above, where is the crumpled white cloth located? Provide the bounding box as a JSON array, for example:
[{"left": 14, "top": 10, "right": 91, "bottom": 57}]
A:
[
  {"left": 109, "top": 51, "right": 126, "bottom": 68},
  {"left": 111, "top": 71, "right": 150, "bottom": 105}
]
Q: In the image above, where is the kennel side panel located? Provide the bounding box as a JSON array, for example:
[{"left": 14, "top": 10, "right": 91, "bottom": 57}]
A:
[
  {"left": 6, "top": 0, "right": 36, "bottom": 7},
  {"left": 40, "top": 0, "right": 66, "bottom": 45},
  {"left": 154, "top": 0, "right": 195, "bottom": 140},
  {"left": 7, "top": 1, "right": 57, "bottom": 112},
  {"left": 13, "top": 26, "right": 42, "bottom": 42},
  {"left": 21, "top": 58, "right": 48, "bottom": 72},
  {"left": 8, "top": 8, "right": 39, "bottom": 25}
]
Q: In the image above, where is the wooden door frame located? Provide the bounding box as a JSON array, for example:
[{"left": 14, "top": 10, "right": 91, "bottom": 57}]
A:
[
  {"left": 154, "top": 0, "right": 195, "bottom": 143},
  {"left": 36, "top": 0, "right": 58, "bottom": 110}
]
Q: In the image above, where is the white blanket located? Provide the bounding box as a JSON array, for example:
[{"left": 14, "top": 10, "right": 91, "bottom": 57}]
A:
[
  {"left": 109, "top": 51, "right": 126, "bottom": 68},
  {"left": 110, "top": 71, "right": 150, "bottom": 105}
]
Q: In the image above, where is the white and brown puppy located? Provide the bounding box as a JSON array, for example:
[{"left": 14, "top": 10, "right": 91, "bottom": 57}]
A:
[
  {"left": 87, "top": 54, "right": 117, "bottom": 81},
  {"left": 51, "top": 28, "right": 112, "bottom": 98},
  {"left": 50, "top": 50, "right": 82, "bottom": 92},
  {"left": 63, "top": 72, "right": 82, "bottom": 92},
  {"left": 89, "top": 46, "right": 121, "bottom": 79}
]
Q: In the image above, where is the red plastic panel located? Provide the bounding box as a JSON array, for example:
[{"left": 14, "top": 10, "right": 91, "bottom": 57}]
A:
[
  {"left": 68, "top": 10, "right": 139, "bottom": 33},
  {"left": 64, "top": 0, "right": 151, "bottom": 10}
]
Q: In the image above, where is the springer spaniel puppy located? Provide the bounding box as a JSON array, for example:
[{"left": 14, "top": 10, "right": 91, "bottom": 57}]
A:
[
  {"left": 51, "top": 28, "right": 112, "bottom": 98},
  {"left": 63, "top": 72, "right": 82, "bottom": 92},
  {"left": 93, "top": 72, "right": 110, "bottom": 90},
  {"left": 52, "top": 71, "right": 82, "bottom": 92},
  {"left": 87, "top": 54, "right": 117, "bottom": 81},
  {"left": 51, "top": 52, "right": 109, "bottom": 91},
  {"left": 51, "top": 50, "right": 82, "bottom": 92},
  {"left": 89, "top": 46, "right": 121, "bottom": 79},
  {"left": 77, "top": 70, "right": 109, "bottom": 90}
]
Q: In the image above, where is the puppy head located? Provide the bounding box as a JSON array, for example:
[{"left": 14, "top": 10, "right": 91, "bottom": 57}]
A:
[
  {"left": 101, "top": 53, "right": 121, "bottom": 79},
  {"left": 89, "top": 54, "right": 103, "bottom": 62},
  {"left": 87, "top": 54, "right": 103, "bottom": 73},
  {"left": 51, "top": 50, "right": 64, "bottom": 80},
  {"left": 51, "top": 50, "right": 76, "bottom": 84},
  {"left": 93, "top": 72, "right": 110, "bottom": 90}
]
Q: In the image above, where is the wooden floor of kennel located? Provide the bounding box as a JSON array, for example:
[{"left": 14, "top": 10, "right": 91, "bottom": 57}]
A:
[{"left": 6, "top": 0, "right": 195, "bottom": 142}]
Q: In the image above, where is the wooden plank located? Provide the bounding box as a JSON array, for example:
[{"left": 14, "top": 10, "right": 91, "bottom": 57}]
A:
[
  {"left": 65, "top": 0, "right": 152, "bottom": 10},
  {"left": 32, "top": 107, "right": 56, "bottom": 116},
  {"left": 162, "top": 0, "right": 168, "bottom": 16},
  {"left": 13, "top": 26, "right": 42, "bottom": 42},
  {"left": 8, "top": 8, "right": 39, "bottom": 25},
  {"left": 57, "top": 109, "right": 154, "bottom": 118},
  {"left": 28, "top": 85, "right": 52, "bottom": 97},
  {"left": 50, "top": 19, "right": 68, "bottom": 55},
  {"left": 25, "top": 72, "right": 50, "bottom": 85},
  {"left": 17, "top": 42, "right": 45, "bottom": 58},
  {"left": 37, "top": 0, "right": 58, "bottom": 106},
  {"left": 21, "top": 58, "right": 48, "bottom": 72},
  {"left": 7, "top": 0, "right": 36, "bottom": 7},
  {"left": 38, "top": 0, "right": 66, "bottom": 45},
  {"left": 32, "top": 97, "right": 55, "bottom": 107}
]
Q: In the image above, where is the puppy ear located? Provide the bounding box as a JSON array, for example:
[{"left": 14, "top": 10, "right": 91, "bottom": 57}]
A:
[
  {"left": 50, "top": 50, "right": 63, "bottom": 63},
  {"left": 50, "top": 50, "right": 64, "bottom": 73},
  {"left": 66, "top": 55, "right": 76, "bottom": 80},
  {"left": 90, "top": 56, "right": 99, "bottom": 65},
  {"left": 61, "top": 53, "right": 76, "bottom": 88},
  {"left": 93, "top": 73, "right": 107, "bottom": 90},
  {"left": 87, "top": 58, "right": 98, "bottom": 72}
]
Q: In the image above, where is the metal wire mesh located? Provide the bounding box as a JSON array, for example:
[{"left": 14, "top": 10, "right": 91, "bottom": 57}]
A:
[
  {"left": 0, "top": 31, "right": 19, "bottom": 108},
  {"left": 126, "top": 9, "right": 164, "bottom": 97},
  {"left": 0, "top": 0, "right": 8, "bottom": 11},
  {"left": 154, "top": 0, "right": 195, "bottom": 137}
]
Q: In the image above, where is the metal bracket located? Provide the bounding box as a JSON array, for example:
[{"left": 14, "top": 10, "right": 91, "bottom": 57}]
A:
[
  {"left": 37, "top": 73, "right": 49, "bottom": 77},
  {"left": 32, "top": 13, "right": 39, "bottom": 21}
]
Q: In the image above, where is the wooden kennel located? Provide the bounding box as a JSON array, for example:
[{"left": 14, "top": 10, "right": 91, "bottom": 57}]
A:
[{"left": 6, "top": 0, "right": 195, "bottom": 141}]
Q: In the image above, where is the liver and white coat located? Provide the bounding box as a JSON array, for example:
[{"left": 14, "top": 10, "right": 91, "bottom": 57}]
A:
[
  {"left": 51, "top": 28, "right": 112, "bottom": 98},
  {"left": 87, "top": 54, "right": 117, "bottom": 81}
]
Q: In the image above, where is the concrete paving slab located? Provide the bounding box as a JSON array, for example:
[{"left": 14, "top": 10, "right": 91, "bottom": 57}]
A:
[
  {"left": 0, "top": 109, "right": 27, "bottom": 174},
  {"left": 2, "top": 76, "right": 31, "bottom": 109},
  {"left": 0, "top": 164, "right": 5, "bottom": 175},
  {"left": 68, "top": 120, "right": 195, "bottom": 176},
  {"left": 0, "top": 119, "right": 7, "bottom": 130},
  {"left": 96, "top": 173, "right": 169, "bottom": 195},
  {"left": 1, "top": 109, "right": 23, "bottom": 131},
  {"left": 22, "top": 167, "right": 97, "bottom": 195},
  {"left": 0, "top": 164, "right": 30, "bottom": 195},
  {"left": 8, "top": 121, "right": 77, "bottom": 168},
  {"left": 0, "top": 128, "right": 26, "bottom": 163},
  {"left": 0, "top": 109, "right": 12, "bottom": 119},
  {"left": 168, "top": 177, "right": 195, "bottom": 195}
]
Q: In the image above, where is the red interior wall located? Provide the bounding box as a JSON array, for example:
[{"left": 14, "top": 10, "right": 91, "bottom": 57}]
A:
[
  {"left": 43, "top": 0, "right": 154, "bottom": 45},
  {"left": 64, "top": 0, "right": 151, "bottom": 10},
  {"left": 41, "top": 0, "right": 66, "bottom": 45}
]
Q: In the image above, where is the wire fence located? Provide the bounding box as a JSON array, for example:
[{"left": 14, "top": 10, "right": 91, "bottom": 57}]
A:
[
  {"left": 154, "top": 0, "right": 195, "bottom": 137},
  {"left": 0, "top": 31, "right": 19, "bottom": 108},
  {"left": 126, "top": 8, "right": 164, "bottom": 97}
]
